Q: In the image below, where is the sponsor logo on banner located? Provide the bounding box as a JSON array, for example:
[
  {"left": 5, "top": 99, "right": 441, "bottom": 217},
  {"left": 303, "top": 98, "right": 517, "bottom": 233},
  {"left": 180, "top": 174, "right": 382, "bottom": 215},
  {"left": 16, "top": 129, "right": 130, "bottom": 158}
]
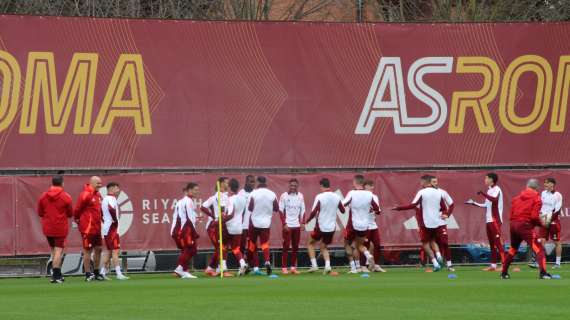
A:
[{"left": 141, "top": 197, "right": 204, "bottom": 226}]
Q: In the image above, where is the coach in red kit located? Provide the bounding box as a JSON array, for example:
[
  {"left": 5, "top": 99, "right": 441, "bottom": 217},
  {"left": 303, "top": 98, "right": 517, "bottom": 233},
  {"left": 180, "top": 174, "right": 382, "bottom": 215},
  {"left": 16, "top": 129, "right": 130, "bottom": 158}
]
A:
[
  {"left": 74, "top": 176, "right": 104, "bottom": 281},
  {"left": 37, "top": 175, "right": 73, "bottom": 283},
  {"left": 501, "top": 179, "right": 551, "bottom": 280}
]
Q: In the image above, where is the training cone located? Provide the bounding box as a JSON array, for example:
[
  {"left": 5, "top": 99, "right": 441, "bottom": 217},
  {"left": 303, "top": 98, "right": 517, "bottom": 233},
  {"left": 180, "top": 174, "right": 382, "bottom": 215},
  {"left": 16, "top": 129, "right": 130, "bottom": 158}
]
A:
[
  {"left": 448, "top": 274, "right": 458, "bottom": 279},
  {"left": 269, "top": 274, "right": 279, "bottom": 278},
  {"left": 360, "top": 273, "right": 370, "bottom": 278}
]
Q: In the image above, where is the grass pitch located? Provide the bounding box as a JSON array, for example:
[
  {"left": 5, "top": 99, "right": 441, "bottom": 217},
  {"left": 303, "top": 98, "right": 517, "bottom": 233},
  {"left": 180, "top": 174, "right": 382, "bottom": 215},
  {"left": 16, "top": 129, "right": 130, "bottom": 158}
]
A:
[{"left": 0, "top": 266, "right": 568, "bottom": 320}]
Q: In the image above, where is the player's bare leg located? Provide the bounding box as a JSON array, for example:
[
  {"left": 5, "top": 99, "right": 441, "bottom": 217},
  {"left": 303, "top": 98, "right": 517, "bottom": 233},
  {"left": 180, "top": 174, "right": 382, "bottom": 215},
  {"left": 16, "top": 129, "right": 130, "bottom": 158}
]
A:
[
  {"left": 111, "top": 249, "right": 128, "bottom": 279},
  {"left": 355, "top": 236, "right": 374, "bottom": 270},
  {"left": 422, "top": 241, "right": 441, "bottom": 272},
  {"left": 52, "top": 247, "right": 63, "bottom": 273},
  {"left": 430, "top": 240, "right": 444, "bottom": 266},
  {"left": 307, "top": 238, "right": 319, "bottom": 272},
  {"left": 100, "top": 250, "right": 112, "bottom": 280},
  {"left": 51, "top": 247, "right": 64, "bottom": 282},
  {"left": 554, "top": 240, "right": 562, "bottom": 268},
  {"left": 82, "top": 248, "right": 95, "bottom": 281},
  {"left": 344, "top": 240, "right": 358, "bottom": 273},
  {"left": 368, "top": 242, "right": 386, "bottom": 272},
  {"left": 321, "top": 242, "right": 332, "bottom": 274}
]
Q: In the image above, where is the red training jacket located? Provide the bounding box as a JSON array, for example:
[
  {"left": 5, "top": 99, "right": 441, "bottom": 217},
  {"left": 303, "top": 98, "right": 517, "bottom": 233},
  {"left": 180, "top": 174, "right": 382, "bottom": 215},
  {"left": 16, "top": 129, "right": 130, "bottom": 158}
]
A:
[
  {"left": 73, "top": 184, "right": 102, "bottom": 235},
  {"left": 509, "top": 188, "right": 542, "bottom": 226},
  {"left": 37, "top": 186, "right": 73, "bottom": 237}
]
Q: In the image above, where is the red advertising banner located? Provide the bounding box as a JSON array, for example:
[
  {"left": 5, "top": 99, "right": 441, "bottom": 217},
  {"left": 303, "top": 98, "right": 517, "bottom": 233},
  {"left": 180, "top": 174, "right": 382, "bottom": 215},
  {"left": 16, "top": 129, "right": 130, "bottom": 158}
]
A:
[
  {"left": 6, "top": 171, "right": 570, "bottom": 256},
  {"left": 0, "top": 16, "right": 570, "bottom": 169},
  {"left": 0, "top": 177, "right": 15, "bottom": 255}
]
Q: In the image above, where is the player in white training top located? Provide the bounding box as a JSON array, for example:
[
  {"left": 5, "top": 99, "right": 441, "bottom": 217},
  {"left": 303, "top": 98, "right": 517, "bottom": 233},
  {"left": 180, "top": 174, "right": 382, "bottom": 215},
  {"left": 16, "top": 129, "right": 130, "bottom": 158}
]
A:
[
  {"left": 363, "top": 180, "right": 385, "bottom": 272},
  {"left": 200, "top": 177, "right": 230, "bottom": 277},
  {"left": 222, "top": 178, "right": 249, "bottom": 276},
  {"left": 247, "top": 176, "right": 279, "bottom": 275},
  {"left": 465, "top": 172, "right": 506, "bottom": 272},
  {"left": 238, "top": 175, "right": 256, "bottom": 259},
  {"left": 305, "top": 178, "right": 345, "bottom": 274},
  {"left": 430, "top": 176, "right": 455, "bottom": 271},
  {"left": 171, "top": 183, "right": 200, "bottom": 279},
  {"left": 393, "top": 175, "right": 448, "bottom": 272},
  {"left": 279, "top": 178, "right": 305, "bottom": 275},
  {"left": 100, "top": 182, "right": 128, "bottom": 280},
  {"left": 343, "top": 177, "right": 381, "bottom": 271},
  {"left": 539, "top": 177, "right": 563, "bottom": 268}
]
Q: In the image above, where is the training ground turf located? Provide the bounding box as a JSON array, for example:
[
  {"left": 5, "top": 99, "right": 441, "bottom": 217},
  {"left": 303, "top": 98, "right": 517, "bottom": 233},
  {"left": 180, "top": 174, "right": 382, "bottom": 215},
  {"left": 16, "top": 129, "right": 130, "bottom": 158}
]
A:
[{"left": 0, "top": 266, "right": 568, "bottom": 320}]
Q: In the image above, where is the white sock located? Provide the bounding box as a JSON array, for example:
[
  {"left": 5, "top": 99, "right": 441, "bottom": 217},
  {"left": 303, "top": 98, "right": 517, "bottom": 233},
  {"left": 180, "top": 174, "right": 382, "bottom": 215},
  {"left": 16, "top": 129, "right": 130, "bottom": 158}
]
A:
[
  {"left": 311, "top": 258, "right": 318, "bottom": 268},
  {"left": 175, "top": 265, "right": 183, "bottom": 273},
  {"left": 222, "top": 260, "right": 228, "bottom": 271},
  {"left": 253, "top": 267, "right": 259, "bottom": 272},
  {"left": 115, "top": 265, "right": 123, "bottom": 276},
  {"left": 432, "top": 258, "right": 440, "bottom": 268},
  {"left": 435, "top": 252, "right": 442, "bottom": 260},
  {"left": 100, "top": 267, "right": 106, "bottom": 276},
  {"left": 215, "top": 267, "right": 220, "bottom": 273},
  {"left": 325, "top": 260, "right": 331, "bottom": 269},
  {"left": 490, "top": 263, "right": 497, "bottom": 269},
  {"left": 556, "top": 256, "right": 561, "bottom": 265},
  {"left": 364, "top": 250, "right": 372, "bottom": 259},
  {"left": 239, "top": 259, "right": 246, "bottom": 268},
  {"left": 205, "top": 266, "right": 214, "bottom": 271},
  {"left": 355, "top": 260, "right": 361, "bottom": 268},
  {"left": 350, "top": 260, "right": 356, "bottom": 271},
  {"left": 447, "top": 261, "right": 452, "bottom": 267}
]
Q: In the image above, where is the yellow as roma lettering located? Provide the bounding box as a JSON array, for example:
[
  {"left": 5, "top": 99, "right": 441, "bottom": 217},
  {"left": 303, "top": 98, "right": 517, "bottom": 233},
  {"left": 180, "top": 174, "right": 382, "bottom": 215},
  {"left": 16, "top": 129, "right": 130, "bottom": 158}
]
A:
[
  {"left": 446, "top": 55, "right": 569, "bottom": 134},
  {"left": 0, "top": 50, "right": 20, "bottom": 133},
  {"left": 550, "top": 56, "right": 570, "bottom": 132},
  {"left": 0, "top": 50, "right": 151, "bottom": 135},
  {"left": 92, "top": 54, "right": 151, "bottom": 134},
  {"left": 498, "top": 55, "right": 552, "bottom": 134},
  {"left": 20, "top": 52, "right": 98, "bottom": 134},
  {"left": 449, "top": 57, "right": 500, "bottom": 133}
]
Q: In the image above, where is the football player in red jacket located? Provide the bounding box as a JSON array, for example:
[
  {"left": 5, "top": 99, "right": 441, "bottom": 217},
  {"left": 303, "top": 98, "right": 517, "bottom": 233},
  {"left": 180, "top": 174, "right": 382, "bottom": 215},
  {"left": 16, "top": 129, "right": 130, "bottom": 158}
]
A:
[
  {"left": 37, "top": 175, "right": 73, "bottom": 283},
  {"left": 74, "top": 176, "right": 104, "bottom": 281}
]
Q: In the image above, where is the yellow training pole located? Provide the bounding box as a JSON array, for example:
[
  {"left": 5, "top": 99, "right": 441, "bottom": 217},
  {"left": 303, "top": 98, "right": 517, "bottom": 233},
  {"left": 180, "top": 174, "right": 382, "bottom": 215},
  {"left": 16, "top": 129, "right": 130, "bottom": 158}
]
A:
[{"left": 216, "top": 181, "right": 224, "bottom": 279}]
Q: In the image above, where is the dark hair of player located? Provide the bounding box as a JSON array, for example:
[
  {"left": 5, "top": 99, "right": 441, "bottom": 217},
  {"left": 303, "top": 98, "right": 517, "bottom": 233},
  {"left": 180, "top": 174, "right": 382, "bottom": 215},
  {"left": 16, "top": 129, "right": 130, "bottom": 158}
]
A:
[
  {"left": 106, "top": 182, "right": 119, "bottom": 189},
  {"left": 353, "top": 174, "right": 365, "bottom": 185},
  {"left": 229, "top": 178, "right": 240, "bottom": 193},
  {"left": 244, "top": 175, "right": 255, "bottom": 192},
  {"left": 320, "top": 178, "right": 330, "bottom": 188},
  {"left": 545, "top": 177, "right": 556, "bottom": 185},
  {"left": 52, "top": 175, "right": 64, "bottom": 187},
  {"left": 486, "top": 172, "right": 498, "bottom": 184}
]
